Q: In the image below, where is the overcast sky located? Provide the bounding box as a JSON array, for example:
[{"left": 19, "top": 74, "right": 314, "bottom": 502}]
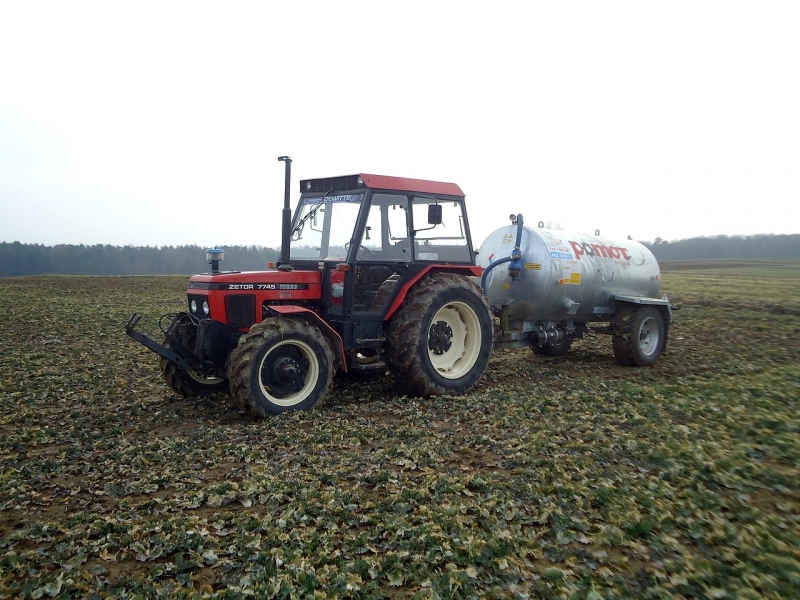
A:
[{"left": 1, "top": 1, "right": 798, "bottom": 250}]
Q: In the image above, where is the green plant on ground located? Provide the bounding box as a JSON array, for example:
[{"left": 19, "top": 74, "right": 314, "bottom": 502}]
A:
[{"left": 1, "top": 263, "right": 798, "bottom": 598}]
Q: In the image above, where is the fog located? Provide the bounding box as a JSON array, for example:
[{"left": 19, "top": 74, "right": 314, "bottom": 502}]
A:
[{"left": 1, "top": 1, "right": 798, "bottom": 248}]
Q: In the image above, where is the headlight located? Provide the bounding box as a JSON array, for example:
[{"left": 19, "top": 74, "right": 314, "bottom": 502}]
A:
[
  {"left": 202, "top": 300, "right": 210, "bottom": 315},
  {"left": 190, "top": 299, "right": 198, "bottom": 313}
]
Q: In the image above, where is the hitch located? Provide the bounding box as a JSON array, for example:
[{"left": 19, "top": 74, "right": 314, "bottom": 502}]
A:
[{"left": 125, "top": 312, "right": 142, "bottom": 331}]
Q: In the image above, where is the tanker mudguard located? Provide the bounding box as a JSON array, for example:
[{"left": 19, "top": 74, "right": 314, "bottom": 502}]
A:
[
  {"left": 614, "top": 295, "right": 671, "bottom": 305},
  {"left": 615, "top": 294, "right": 674, "bottom": 319}
]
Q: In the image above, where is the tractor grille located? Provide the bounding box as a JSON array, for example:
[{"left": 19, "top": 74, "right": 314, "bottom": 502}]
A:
[{"left": 225, "top": 295, "right": 256, "bottom": 329}]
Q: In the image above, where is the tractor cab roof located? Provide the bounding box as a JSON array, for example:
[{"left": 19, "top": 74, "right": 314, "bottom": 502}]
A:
[{"left": 299, "top": 174, "right": 464, "bottom": 198}]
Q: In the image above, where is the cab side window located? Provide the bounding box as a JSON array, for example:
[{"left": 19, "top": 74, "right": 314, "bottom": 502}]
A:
[
  {"left": 411, "top": 197, "right": 471, "bottom": 262},
  {"left": 358, "top": 194, "right": 411, "bottom": 262}
]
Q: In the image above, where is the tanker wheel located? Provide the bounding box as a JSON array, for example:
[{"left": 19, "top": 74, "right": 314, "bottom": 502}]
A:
[
  {"left": 227, "top": 317, "right": 334, "bottom": 416},
  {"left": 612, "top": 306, "right": 665, "bottom": 366},
  {"left": 532, "top": 337, "right": 572, "bottom": 357},
  {"left": 387, "top": 273, "right": 493, "bottom": 397},
  {"left": 159, "top": 344, "right": 228, "bottom": 398}
]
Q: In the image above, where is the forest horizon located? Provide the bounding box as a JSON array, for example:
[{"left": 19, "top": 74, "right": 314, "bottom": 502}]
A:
[{"left": 1, "top": 233, "right": 799, "bottom": 277}]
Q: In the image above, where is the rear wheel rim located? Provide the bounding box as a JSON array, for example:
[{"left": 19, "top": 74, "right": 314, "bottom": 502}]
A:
[
  {"left": 638, "top": 316, "right": 661, "bottom": 357},
  {"left": 257, "top": 340, "right": 319, "bottom": 407},
  {"left": 427, "top": 301, "right": 482, "bottom": 379}
]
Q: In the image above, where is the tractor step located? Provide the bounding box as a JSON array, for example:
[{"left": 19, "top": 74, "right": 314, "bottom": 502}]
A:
[{"left": 349, "top": 360, "right": 389, "bottom": 376}]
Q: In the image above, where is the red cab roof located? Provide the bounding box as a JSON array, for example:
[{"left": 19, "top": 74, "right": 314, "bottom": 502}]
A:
[
  {"left": 299, "top": 174, "right": 464, "bottom": 197},
  {"left": 359, "top": 174, "right": 464, "bottom": 197}
]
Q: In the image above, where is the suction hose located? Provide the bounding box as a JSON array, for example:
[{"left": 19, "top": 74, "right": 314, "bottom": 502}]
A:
[
  {"left": 481, "top": 214, "right": 524, "bottom": 293},
  {"left": 480, "top": 256, "right": 511, "bottom": 292}
]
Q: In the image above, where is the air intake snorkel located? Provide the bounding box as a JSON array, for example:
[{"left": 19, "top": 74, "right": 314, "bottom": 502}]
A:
[{"left": 277, "top": 156, "right": 294, "bottom": 272}]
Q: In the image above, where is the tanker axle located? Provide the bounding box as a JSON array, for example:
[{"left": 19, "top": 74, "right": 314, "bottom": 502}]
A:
[{"left": 531, "top": 327, "right": 566, "bottom": 346}]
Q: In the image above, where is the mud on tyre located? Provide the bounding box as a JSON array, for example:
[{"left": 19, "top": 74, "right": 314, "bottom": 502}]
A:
[
  {"left": 159, "top": 315, "right": 229, "bottom": 398},
  {"left": 227, "top": 317, "right": 335, "bottom": 417},
  {"left": 387, "top": 272, "right": 493, "bottom": 397},
  {"left": 612, "top": 305, "right": 666, "bottom": 366},
  {"left": 160, "top": 352, "right": 229, "bottom": 398}
]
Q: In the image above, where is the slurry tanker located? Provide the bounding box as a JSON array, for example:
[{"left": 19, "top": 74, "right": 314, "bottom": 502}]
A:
[{"left": 479, "top": 215, "right": 670, "bottom": 364}]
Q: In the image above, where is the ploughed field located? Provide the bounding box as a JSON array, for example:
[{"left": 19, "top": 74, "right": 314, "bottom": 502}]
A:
[{"left": 1, "top": 262, "right": 798, "bottom": 599}]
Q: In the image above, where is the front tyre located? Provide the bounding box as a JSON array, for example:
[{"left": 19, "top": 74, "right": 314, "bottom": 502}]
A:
[
  {"left": 158, "top": 314, "right": 228, "bottom": 398},
  {"left": 160, "top": 341, "right": 228, "bottom": 398},
  {"left": 387, "top": 273, "right": 493, "bottom": 397},
  {"left": 612, "top": 306, "right": 665, "bottom": 366},
  {"left": 227, "top": 318, "right": 334, "bottom": 416}
]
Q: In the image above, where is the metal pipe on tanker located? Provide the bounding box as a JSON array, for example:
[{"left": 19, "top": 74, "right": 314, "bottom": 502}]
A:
[
  {"left": 480, "top": 214, "right": 524, "bottom": 293},
  {"left": 508, "top": 214, "right": 524, "bottom": 280}
]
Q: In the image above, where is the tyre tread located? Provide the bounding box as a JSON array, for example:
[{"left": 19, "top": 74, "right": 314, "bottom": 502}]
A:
[
  {"left": 159, "top": 354, "right": 228, "bottom": 398},
  {"left": 228, "top": 318, "right": 334, "bottom": 417},
  {"left": 387, "top": 273, "right": 492, "bottom": 397},
  {"left": 612, "top": 305, "right": 664, "bottom": 367}
]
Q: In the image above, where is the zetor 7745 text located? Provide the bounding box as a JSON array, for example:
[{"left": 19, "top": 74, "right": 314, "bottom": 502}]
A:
[{"left": 126, "top": 157, "right": 673, "bottom": 417}]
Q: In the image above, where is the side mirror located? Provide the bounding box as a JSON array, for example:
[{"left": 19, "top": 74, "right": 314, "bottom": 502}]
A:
[{"left": 428, "top": 204, "right": 442, "bottom": 225}]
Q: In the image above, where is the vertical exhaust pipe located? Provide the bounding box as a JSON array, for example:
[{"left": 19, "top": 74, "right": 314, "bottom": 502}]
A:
[{"left": 277, "top": 156, "right": 293, "bottom": 271}]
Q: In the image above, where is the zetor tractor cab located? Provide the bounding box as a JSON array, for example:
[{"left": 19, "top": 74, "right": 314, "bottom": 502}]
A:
[{"left": 126, "top": 157, "right": 493, "bottom": 416}]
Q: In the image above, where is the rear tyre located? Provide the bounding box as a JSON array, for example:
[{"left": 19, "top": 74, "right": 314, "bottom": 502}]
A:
[
  {"left": 612, "top": 306, "right": 665, "bottom": 366},
  {"left": 387, "top": 273, "right": 493, "bottom": 397},
  {"left": 227, "top": 318, "right": 334, "bottom": 416}
]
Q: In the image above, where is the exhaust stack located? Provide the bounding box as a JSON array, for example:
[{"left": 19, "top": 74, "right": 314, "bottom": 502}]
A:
[{"left": 277, "top": 156, "right": 293, "bottom": 271}]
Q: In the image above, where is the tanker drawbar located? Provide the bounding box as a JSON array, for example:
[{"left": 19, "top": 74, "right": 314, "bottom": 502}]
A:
[{"left": 478, "top": 215, "right": 673, "bottom": 366}]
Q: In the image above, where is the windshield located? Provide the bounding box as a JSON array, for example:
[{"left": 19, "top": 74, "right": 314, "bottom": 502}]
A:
[{"left": 290, "top": 192, "right": 364, "bottom": 260}]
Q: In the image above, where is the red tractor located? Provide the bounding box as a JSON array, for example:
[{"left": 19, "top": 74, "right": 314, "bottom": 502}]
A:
[{"left": 126, "top": 157, "right": 494, "bottom": 416}]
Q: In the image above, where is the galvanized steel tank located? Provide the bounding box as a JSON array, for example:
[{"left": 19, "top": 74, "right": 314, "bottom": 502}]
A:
[{"left": 478, "top": 223, "right": 661, "bottom": 324}]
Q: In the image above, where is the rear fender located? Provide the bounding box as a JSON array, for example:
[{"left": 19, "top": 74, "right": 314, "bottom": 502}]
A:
[
  {"left": 384, "top": 265, "right": 483, "bottom": 320},
  {"left": 264, "top": 305, "right": 348, "bottom": 373}
]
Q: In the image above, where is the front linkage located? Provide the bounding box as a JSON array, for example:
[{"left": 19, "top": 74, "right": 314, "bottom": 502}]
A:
[{"left": 125, "top": 312, "right": 238, "bottom": 380}]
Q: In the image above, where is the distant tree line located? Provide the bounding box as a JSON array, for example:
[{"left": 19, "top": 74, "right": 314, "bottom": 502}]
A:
[
  {"left": 0, "top": 242, "right": 280, "bottom": 277},
  {"left": 642, "top": 234, "right": 800, "bottom": 261},
  {"left": 1, "top": 234, "right": 798, "bottom": 277}
]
